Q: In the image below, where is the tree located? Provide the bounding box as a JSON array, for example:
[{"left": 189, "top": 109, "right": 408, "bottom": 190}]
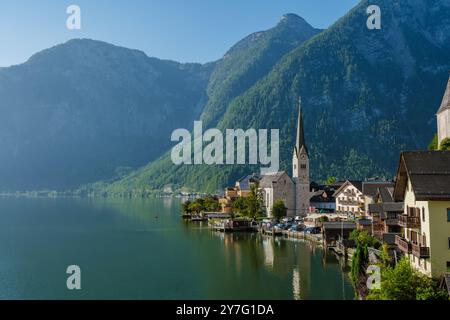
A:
[
  {"left": 181, "top": 200, "right": 192, "bottom": 214},
  {"left": 439, "top": 137, "right": 450, "bottom": 151},
  {"left": 232, "top": 197, "right": 246, "bottom": 215},
  {"left": 188, "top": 201, "right": 203, "bottom": 214},
  {"left": 243, "top": 184, "right": 264, "bottom": 219},
  {"left": 272, "top": 200, "right": 287, "bottom": 220},
  {"left": 429, "top": 133, "right": 438, "bottom": 150},
  {"left": 366, "top": 257, "right": 449, "bottom": 300},
  {"left": 319, "top": 216, "right": 329, "bottom": 222},
  {"left": 325, "top": 176, "right": 337, "bottom": 185}
]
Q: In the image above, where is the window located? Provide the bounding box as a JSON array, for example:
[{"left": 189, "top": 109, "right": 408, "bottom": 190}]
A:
[
  {"left": 448, "top": 237, "right": 450, "bottom": 250},
  {"left": 422, "top": 208, "right": 425, "bottom": 222},
  {"left": 301, "top": 164, "right": 306, "bottom": 169},
  {"left": 447, "top": 262, "right": 450, "bottom": 272},
  {"left": 447, "top": 208, "right": 450, "bottom": 222}
]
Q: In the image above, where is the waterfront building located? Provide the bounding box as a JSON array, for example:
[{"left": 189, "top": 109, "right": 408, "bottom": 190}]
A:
[
  {"left": 437, "top": 74, "right": 450, "bottom": 146},
  {"left": 393, "top": 151, "right": 450, "bottom": 279},
  {"left": 260, "top": 99, "right": 311, "bottom": 217},
  {"left": 333, "top": 180, "right": 364, "bottom": 218},
  {"left": 292, "top": 100, "right": 311, "bottom": 216},
  {"left": 310, "top": 188, "right": 336, "bottom": 213},
  {"left": 260, "top": 171, "right": 296, "bottom": 217}
]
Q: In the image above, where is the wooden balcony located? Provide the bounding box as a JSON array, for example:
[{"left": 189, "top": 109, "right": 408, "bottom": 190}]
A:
[
  {"left": 385, "top": 218, "right": 399, "bottom": 226},
  {"left": 398, "top": 215, "right": 420, "bottom": 228},
  {"left": 395, "top": 235, "right": 412, "bottom": 253},
  {"left": 412, "top": 243, "right": 430, "bottom": 258}
]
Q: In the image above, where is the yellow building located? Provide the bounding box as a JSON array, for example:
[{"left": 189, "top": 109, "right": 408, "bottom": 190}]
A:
[{"left": 393, "top": 151, "right": 450, "bottom": 279}]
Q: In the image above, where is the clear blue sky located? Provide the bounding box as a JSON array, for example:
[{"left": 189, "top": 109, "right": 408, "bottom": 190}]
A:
[{"left": 0, "top": 0, "right": 359, "bottom": 67}]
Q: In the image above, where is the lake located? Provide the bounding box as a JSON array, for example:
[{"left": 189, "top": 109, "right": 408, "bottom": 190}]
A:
[{"left": 0, "top": 197, "right": 354, "bottom": 300}]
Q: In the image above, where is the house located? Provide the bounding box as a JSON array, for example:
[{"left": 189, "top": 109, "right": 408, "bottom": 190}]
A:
[
  {"left": 393, "top": 151, "right": 450, "bottom": 279},
  {"left": 437, "top": 74, "right": 450, "bottom": 146},
  {"left": 235, "top": 173, "right": 260, "bottom": 197},
  {"left": 367, "top": 186, "right": 403, "bottom": 244},
  {"left": 310, "top": 188, "right": 336, "bottom": 213},
  {"left": 219, "top": 174, "right": 260, "bottom": 213},
  {"left": 334, "top": 180, "right": 364, "bottom": 218},
  {"left": 322, "top": 221, "right": 356, "bottom": 246},
  {"left": 362, "top": 180, "right": 395, "bottom": 214},
  {"left": 260, "top": 171, "right": 295, "bottom": 217}
]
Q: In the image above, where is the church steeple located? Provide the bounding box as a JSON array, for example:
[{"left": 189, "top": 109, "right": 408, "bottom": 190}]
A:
[
  {"left": 295, "top": 97, "right": 308, "bottom": 157},
  {"left": 437, "top": 73, "right": 450, "bottom": 146}
]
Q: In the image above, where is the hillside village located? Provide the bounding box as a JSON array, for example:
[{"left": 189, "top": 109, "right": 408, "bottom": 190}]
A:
[{"left": 183, "top": 74, "right": 450, "bottom": 296}]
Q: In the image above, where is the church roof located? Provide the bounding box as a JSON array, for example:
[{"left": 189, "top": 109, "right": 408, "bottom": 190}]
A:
[
  {"left": 259, "top": 171, "right": 291, "bottom": 188},
  {"left": 294, "top": 98, "right": 308, "bottom": 156},
  {"left": 437, "top": 74, "right": 450, "bottom": 114}
]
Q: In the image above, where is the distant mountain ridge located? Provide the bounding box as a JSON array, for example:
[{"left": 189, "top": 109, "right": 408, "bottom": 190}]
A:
[
  {"left": 0, "top": 39, "right": 213, "bottom": 190},
  {"left": 1, "top": 1, "right": 450, "bottom": 194},
  {"left": 101, "top": 0, "right": 450, "bottom": 195}
]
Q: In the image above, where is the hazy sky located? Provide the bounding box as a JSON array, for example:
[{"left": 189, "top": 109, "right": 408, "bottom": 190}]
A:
[{"left": 0, "top": 0, "right": 359, "bottom": 67}]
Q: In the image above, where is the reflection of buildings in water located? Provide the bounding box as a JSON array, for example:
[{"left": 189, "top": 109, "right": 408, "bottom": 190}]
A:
[
  {"left": 292, "top": 267, "right": 301, "bottom": 300},
  {"left": 220, "top": 233, "right": 242, "bottom": 274},
  {"left": 295, "top": 243, "right": 311, "bottom": 299},
  {"left": 162, "top": 197, "right": 172, "bottom": 210},
  {"left": 262, "top": 238, "right": 274, "bottom": 268}
]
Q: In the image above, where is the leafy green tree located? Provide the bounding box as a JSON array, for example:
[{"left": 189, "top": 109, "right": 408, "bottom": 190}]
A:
[
  {"left": 439, "top": 137, "right": 450, "bottom": 151},
  {"left": 325, "top": 176, "right": 337, "bottom": 185},
  {"left": 203, "top": 196, "right": 220, "bottom": 212},
  {"left": 367, "top": 257, "right": 449, "bottom": 300},
  {"left": 243, "top": 184, "right": 264, "bottom": 219},
  {"left": 429, "top": 133, "right": 439, "bottom": 150},
  {"left": 188, "top": 201, "right": 203, "bottom": 214},
  {"left": 232, "top": 197, "right": 246, "bottom": 215},
  {"left": 181, "top": 200, "right": 192, "bottom": 214},
  {"left": 272, "top": 200, "right": 287, "bottom": 219},
  {"left": 319, "top": 216, "right": 329, "bottom": 222}
]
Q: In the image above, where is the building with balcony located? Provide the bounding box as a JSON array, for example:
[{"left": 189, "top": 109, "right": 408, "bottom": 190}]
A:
[
  {"left": 333, "top": 180, "right": 364, "bottom": 218},
  {"left": 362, "top": 180, "right": 395, "bottom": 214},
  {"left": 393, "top": 151, "right": 450, "bottom": 279}
]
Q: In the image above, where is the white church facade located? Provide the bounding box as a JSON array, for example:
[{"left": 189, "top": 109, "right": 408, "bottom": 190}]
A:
[
  {"left": 437, "top": 74, "right": 450, "bottom": 147},
  {"left": 261, "top": 99, "right": 311, "bottom": 217}
]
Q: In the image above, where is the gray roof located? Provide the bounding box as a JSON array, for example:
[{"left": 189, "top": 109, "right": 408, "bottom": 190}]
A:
[
  {"left": 322, "top": 222, "right": 356, "bottom": 230},
  {"left": 236, "top": 173, "right": 260, "bottom": 191},
  {"left": 294, "top": 98, "right": 308, "bottom": 157},
  {"left": 259, "top": 172, "right": 290, "bottom": 188},
  {"left": 437, "top": 75, "right": 450, "bottom": 114},
  {"left": 378, "top": 186, "right": 395, "bottom": 202},
  {"left": 394, "top": 151, "right": 450, "bottom": 201},
  {"left": 362, "top": 181, "right": 394, "bottom": 197}
]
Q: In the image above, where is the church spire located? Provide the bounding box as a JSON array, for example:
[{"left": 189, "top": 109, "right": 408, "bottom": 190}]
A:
[
  {"left": 437, "top": 73, "right": 450, "bottom": 114},
  {"left": 295, "top": 97, "right": 308, "bottom": 156}
]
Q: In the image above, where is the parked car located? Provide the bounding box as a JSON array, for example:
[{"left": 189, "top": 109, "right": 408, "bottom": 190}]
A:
[
  {"left": 304, "top": 227, "right": 321, "bottom": 234},
  {"left": 294, "top": 216, "right": 304, "bottom": 222},
  {"left": 289, "top": 224, "right": 305, "bottom": 232},
  {"left": 281, "top": 217, "right": 294, "bottom": 223}
]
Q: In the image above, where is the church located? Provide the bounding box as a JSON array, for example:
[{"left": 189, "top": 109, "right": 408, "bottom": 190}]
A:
[
  {"left": 437, "top": 74, "right": 450, "bottom": 147},
  {"left": 260, "top": 99, "right": 311, "bottom": 217}
]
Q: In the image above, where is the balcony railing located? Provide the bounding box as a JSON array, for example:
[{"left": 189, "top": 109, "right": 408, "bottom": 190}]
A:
[
  {"left": 398, "top": 215, "right": 420, "bottom": 228},
  {"left": 395, "top": 235, "right": 412, "bottom": 253},
  {"left": 385, "top": 218, "right": 399, "bottom": 226},
  {"left": 411, "top": 243, "right": 430, "bottom": 258}
]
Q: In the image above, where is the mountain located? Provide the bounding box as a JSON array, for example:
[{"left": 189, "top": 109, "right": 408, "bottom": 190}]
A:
[
  {"left": 102, "top": 0, "right": 450, "bottom": 195},
  {"left": 0, "top": 39, "right": 213, "bottom": 190},
  {"left": 201, "top": 14, "right": 322, "bottom": 128}
]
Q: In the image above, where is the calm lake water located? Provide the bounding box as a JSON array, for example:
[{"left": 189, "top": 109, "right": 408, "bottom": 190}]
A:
[{"left": 0, "top": 198, "right": 354, "bottom": 300}]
